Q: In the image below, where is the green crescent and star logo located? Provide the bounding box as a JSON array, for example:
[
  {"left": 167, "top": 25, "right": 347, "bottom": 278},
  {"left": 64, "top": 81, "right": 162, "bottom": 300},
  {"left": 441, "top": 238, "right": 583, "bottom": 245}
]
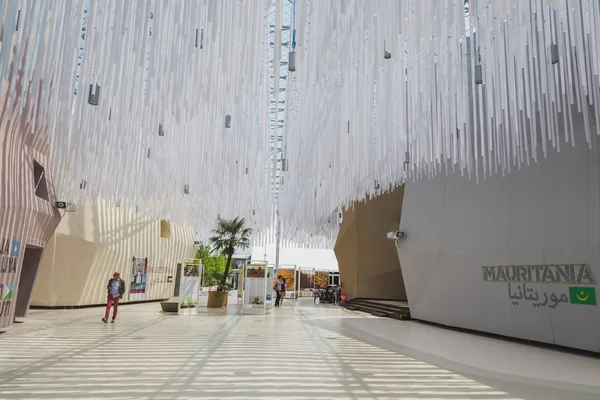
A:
[{"left": 569, "top": 287, "right": 596, "bottom": 305}]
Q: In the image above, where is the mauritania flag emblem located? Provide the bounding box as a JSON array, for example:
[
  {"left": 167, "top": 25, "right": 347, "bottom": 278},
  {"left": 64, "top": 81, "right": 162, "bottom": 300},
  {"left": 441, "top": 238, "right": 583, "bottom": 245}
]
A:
[
  {"left": 569, "top": 287, "right": 596, "bottom": 305},
  {"left": 3, "top": 284, "right": 13, "bottom": 300}
]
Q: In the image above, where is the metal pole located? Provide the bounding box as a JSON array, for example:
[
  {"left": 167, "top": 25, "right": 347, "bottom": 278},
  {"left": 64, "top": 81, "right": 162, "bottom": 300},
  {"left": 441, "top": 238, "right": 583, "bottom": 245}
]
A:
[{"left": 274, "top": 217, "right": 281, "bottom": 272}]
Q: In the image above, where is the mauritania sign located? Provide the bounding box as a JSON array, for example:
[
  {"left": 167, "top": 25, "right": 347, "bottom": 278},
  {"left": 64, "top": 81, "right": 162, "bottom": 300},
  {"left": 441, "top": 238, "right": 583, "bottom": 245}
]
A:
[
  {"left": 482, "top": 264, "right": 596, "bottom": 285},
  {"left": 483, "top": 264, "right": 597, "bottom": 307}
]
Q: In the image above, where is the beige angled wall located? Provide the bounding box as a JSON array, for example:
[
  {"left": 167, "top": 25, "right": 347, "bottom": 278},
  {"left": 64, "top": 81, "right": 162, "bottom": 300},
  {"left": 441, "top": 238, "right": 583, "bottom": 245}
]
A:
[
  {"left": 0, "top": 66, "right": 61, "bottom": 329},
  {"left": 32, "top": 200, "right": 196, "bottom": 307},
  {"left": 334, "top": 186, "right": 406, "bottom": 300}
]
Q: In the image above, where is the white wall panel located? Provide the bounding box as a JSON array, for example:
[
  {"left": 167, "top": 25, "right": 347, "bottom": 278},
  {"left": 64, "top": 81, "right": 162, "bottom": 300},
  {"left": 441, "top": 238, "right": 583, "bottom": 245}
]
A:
[{"left": 400, "top": 114, "right": 600, "bottom": 352}]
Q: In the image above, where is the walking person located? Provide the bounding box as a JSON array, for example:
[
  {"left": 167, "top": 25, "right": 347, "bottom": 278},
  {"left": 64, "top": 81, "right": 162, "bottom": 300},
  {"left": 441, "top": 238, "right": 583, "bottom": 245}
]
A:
[
  {"left": 103, "top": 272, "right": 125, "bottom": 323},
  {"left": 274, "top": 275, "right": 282, "bottom": 307},
  {"left": 279, "top": 277, "right": 287, "bottom": 306}
]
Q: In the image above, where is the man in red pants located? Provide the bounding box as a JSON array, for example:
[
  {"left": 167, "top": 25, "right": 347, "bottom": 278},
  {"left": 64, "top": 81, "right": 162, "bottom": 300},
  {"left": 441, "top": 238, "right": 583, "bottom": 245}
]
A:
[{"left": 103, "top": 272, "right": 125, "bottom": 323}]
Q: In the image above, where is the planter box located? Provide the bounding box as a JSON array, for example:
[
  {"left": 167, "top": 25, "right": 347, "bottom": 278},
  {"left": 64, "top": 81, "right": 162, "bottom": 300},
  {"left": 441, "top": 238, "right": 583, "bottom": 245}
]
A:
[
  {"left": 207, "top": 291, "right": 229, "bottom": 308},
  {"left": 160, "top": 297, "right": 180, "bottom": 313}
]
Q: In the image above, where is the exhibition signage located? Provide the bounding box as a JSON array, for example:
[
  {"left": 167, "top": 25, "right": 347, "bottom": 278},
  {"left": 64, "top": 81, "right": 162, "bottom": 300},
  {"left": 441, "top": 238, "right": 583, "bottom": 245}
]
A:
[
  {"left": 277, "top": 266, "right": 297, "bottom": 299},
  {"left": 314, "top": 271, "right": 329, "bottom": 288},
  {"left": 483, "top": 264, "right": 597, "bottom": 308},
  {"left": 299, "top": 267, "right": 315, "bottom": 290},
  {"left": 0, "top": 238, "right": 20, "bottom": 273},
  {"left": 181, "top": 259, "right": 203, "bottom": 307},
  {"left": 243, "top": 263, "right": 269, "bottom": 314},
  {"left": 129, "top": 257, "right": 148, "bottom": 301},
  {"left": 237, "top": 267, "right": 244, "bottom": 301},
  {"left": 266, "top": 265, "right": 274, "bottom": 308},
  {"left": 0, "top": 283, "right": 14, "bottom": 317}
]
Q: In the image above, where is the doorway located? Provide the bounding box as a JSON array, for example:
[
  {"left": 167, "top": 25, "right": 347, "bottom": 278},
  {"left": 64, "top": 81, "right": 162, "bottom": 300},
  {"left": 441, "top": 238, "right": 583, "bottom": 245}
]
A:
[{"left": 14, "top": 246, "right": 44, "bottom": 318}]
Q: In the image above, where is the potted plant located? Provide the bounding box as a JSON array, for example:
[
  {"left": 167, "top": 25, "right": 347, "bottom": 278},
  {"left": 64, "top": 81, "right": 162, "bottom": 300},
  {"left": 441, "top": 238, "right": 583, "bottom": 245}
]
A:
[{"left": 207, "top": 216, "right": 252, "bottom": 307}]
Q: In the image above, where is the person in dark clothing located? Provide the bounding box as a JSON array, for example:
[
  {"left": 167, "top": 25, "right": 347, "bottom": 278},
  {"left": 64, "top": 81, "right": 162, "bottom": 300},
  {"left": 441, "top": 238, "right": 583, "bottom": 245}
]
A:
[
  {"left": 274, "top": 275, "right": 283, "bottom": 307},
  {"left": 280, "top": 278, "right": 287, "bottom": 306},
  {"left": 103, "top": 272, "right": 125, "bottom": 323}
]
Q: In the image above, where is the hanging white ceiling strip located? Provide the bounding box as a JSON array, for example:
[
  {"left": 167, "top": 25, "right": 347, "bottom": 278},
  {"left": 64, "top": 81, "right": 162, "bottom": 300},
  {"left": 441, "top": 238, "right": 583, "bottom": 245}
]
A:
[
  {"left": 279, "top": 0, "right": 600, "bottom": 248},
  {"left": 1, "top": 0, "right": 273, "bottom": 241}
]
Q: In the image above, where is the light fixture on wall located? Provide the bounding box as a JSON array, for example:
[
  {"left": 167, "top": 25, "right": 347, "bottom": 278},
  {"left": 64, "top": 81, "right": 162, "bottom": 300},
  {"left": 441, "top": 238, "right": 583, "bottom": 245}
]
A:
[
  {"left": 387, "top": 231, "right": 406, "bottom": 239},
  {"left": 158, "top": 123, "right": 165, "bottom": 136},
  {"left": 54, "top": 201, "right": 78, "bottom": 212},
  {"left": 184, "top": 184, "right": 190, "bottom": 194},
  {"left": 225, "top": 114, "right": 232, "bottom": 128}
]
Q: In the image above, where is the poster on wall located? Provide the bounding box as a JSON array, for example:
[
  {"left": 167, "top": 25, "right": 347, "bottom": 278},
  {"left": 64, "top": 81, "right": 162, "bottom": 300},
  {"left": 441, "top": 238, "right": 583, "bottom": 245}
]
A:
[
  {"left": 0, "top": 238, "right": 20, "bottom": 274},
  {"left": 0, "top": 283, "right": 14, "bottom": 318},
  {"left": 181, "top": 263, "right": 203, "bottom": 307},
  {"left": 315, "top": 271, "right": 329, "bottom": 288},
  {"left": 129, "top": 257, "right": 148, "bottom": 301},
  {"left": 244, "top": 264, "right": 267, "bottom": 310}
]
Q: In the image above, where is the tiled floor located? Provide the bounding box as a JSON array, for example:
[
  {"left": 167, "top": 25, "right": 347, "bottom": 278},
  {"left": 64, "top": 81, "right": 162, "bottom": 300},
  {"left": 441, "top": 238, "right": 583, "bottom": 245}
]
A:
[{"left": 0, "top": 296, "right": 598, "bottom": 400}]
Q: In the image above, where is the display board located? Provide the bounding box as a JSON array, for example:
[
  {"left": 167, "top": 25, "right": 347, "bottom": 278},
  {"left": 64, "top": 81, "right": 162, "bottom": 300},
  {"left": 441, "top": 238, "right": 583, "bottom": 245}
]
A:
[
  {"left": 315, "top": 271, "right": 329, "bottom": 288},
  {"left": 299, "top": 268, "right": 315, "bottom": 290},
  {"left": 278, "top": 269, "right": 295, "bottom": 291},
  {"left": 266, "top": 265, "right": 274, "bottom": 308},
  {"left": 243, "top": 263, "right": 268, "bottom": 313},
  {"left": 276, "top": 266, "right": 298, "bottom": 299},
  {"left": 129, "top": 257, "right": 148, "bottom": 301},
  {"left": 237, "top": 267, "right": 244, "bottom": 301},
  {"left": 181, "top": 261, "right": 203, "bottom": 307}
]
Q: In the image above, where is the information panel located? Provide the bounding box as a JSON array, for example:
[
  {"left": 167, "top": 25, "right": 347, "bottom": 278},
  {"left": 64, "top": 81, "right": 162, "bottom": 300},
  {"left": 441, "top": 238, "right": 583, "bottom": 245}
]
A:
[
  {"left": 243, "top": 263, "right": 269, "bottom": 313},
  {"left": 181, "top": 261, "right": 203, "bottom": 307}
]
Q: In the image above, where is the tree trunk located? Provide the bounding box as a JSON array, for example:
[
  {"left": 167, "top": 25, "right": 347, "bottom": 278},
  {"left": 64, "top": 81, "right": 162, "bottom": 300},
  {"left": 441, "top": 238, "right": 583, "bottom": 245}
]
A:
[{"left": 220, "top": 245, "right": 234, "bottom": 290}]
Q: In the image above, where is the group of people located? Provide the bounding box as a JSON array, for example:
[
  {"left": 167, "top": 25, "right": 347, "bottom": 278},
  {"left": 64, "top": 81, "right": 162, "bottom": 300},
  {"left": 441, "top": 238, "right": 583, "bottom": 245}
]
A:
[
  {"left": 314, "top": 286, "right": 338, "bottom": 304},
  {"left": 274, "top": 275, "right": 287, "bottom": 307}
]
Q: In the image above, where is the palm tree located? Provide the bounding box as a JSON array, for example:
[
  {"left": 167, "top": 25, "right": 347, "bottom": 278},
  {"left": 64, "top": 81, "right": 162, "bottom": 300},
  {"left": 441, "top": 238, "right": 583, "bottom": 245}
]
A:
[{"left": 209, "top": 217, "right": 252, "bottom": 291}]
